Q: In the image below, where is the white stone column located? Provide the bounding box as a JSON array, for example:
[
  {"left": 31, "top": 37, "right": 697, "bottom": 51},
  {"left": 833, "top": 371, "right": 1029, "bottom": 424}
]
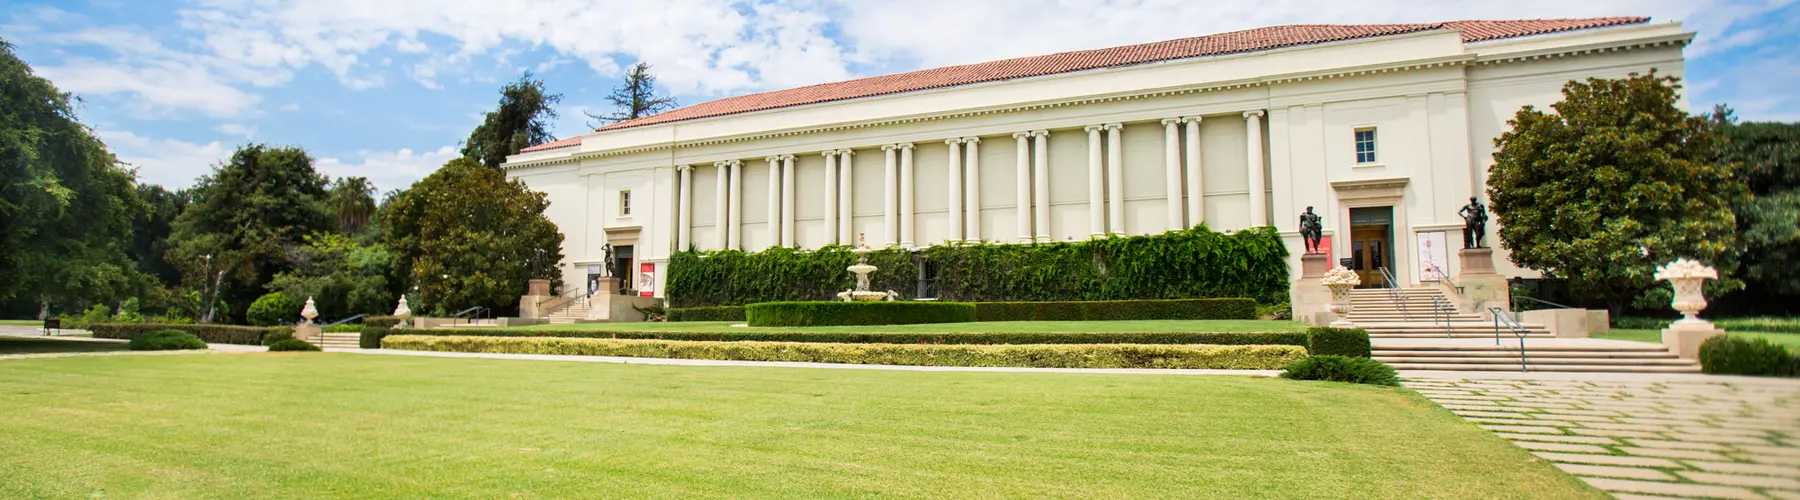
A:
[
  {"left": 781, "top": 154, "right": 795, "bottom": 247},
  {"left": 1244, "top": 110, "right": 1267, "bottom": 227},
  {"left": 822, "top": 150, "right": 839, "bottom": 246},
  {"left": 1084, "top": 125, "right": 1104, "bottom": 238},
  {"left": 723, "top": 160, "right": 745, "bottom": 250},
  {"left": 1012, "top": 132, "right": 1031, "bottom": 243},
  {"left": 1105, "top": 123, "right": 1124, "bottom": 235},
  {"left": 1031, "top": 130, "right": 1049, "bottom": 242},
  {"left": 676, "top": 164, "right": 692, "bottom": 251},
  {"left": 883, "top": 144, "right": 898, "bottom": 246},
  {"left": 765, "top": 156, "right": 782, "bottom": 248},
  {"left": 963, "top": 137, "right": 981, "bottom": 242},
  {"left": 899, "top": 143, "right": 915, "bottom": 246},
  {"left": 838, "top": 148, "right": 855, "bottom": 244},
  {"left": 1161, "top": 118, "right": 1183, "bottom": 231},
  {"left": 946, "top": 138, "right": 964, "bottom": 242},
  {"left": 713, "top": 161, "right": 730, "bottom": 250},
  {"left": 1184, "top": 117, "right": 1204, "bottom": 226}
]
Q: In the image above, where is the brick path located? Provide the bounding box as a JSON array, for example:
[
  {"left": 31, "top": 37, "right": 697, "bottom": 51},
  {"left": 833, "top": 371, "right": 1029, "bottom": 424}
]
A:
[{"left": 1406, "top": 378, "right": 1800, "bottom": 499}]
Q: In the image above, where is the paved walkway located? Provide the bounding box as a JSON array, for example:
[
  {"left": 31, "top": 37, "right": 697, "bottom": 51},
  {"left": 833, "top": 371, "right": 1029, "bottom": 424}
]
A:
[
  {"left": 333, "top": 348, "right": 1289, "bottom": 375},
  {"left": 1405, "top": 378, "right": 1800, "bottom": 500}
]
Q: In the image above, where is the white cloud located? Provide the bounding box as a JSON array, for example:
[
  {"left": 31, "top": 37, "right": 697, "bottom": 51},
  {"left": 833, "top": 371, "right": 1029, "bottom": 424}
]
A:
[
  {"left": 97, "top": 130, "right": 230, "bottom": 188},
  {"left": 315, "top": 145, "right": 462, "bottom": 193},
  {"left": 216, "top": 123, "right": 256, "bottom": 138}
]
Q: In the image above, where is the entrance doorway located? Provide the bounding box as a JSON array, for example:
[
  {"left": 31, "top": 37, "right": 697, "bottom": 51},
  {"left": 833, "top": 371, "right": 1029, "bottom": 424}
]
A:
[
  {"left": 612, "top": 245, "right": 634, "bottom": 294},
  {"left": 1349, "top": 207, "right": 1394, "bottom": 289}
]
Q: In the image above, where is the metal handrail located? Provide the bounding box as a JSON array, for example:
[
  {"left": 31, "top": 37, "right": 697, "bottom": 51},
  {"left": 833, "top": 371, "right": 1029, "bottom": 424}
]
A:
[
  {"left": 1378, "top": 266, "right": 1409, "bottom": 321},
  {"left": 450, "top": 306, "right": 491, "bottom": 326},
  {"left": 1489, "top": 306, "right": 1530, "bottom": 372},
  {"left": 1432, "top": 294, "right": 1454, "bottom": 338},
  {"left": 1513, "top": 295, "right": 1581, "bottom": 312},
  {"left": 538, "top": 287, "right": 590, "bottom": 316},
  {"left": 322, "top": 314, "right": 368, "bottom": 328}
]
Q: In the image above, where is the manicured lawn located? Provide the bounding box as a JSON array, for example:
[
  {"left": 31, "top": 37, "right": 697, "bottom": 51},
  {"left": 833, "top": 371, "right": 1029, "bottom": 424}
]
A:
[
  {"left": 512, "top": 319, "right": 1307, "bottom": 333},
  {"left": 0, "top": 336, "right": 126, "bottom": 355},
  {"left": 1598, "top": 328, "right": 1800, "bottom": 351},
  {"left": 0, "top": 319, "right": 44, "bottom": 326},
  {"left": 0, "top": 354, "right": 1597, "bottom": 498}
]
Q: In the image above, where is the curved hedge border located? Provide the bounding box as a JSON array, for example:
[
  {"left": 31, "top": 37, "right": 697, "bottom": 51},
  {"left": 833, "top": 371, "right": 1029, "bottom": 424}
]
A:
[
  {"left": 746, "top": 301, "right": 976, "bottom": 327},
  {"left": 370, "top": 328, "right": 1311, "bottom": 347},
  {"left": 667, "top": 306, "right": 746, "bottom": 322},
  {"left": 91, "top": 323, "right": 285, "bottom": 346},
  {"left": 383, "top": 335, "right": 1307, "bottom": 369},
  {"left": 1305, "top": 327, "right": 1371, "bottom": 358},
  {"left": 974, "top": 298, "right": 1254, "bottom": 321}
]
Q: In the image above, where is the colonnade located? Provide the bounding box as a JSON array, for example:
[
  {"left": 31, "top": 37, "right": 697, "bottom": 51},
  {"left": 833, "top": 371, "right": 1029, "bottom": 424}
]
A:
[{"left": 670, "top": 111, "right": 1267, "bottom": 251}]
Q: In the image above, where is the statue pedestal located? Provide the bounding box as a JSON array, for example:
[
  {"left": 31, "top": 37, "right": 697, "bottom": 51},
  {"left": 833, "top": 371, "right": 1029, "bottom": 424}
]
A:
[
  {"left": 294, "top": 322, "right": 322, "bottom": 345},
  {"left": 518, "top": 279, "right": 552, "bottom": 319},
  {"left": 1662, "top": 321, "right": 1722, "bottom": 360},
  {"left": 1292, "top": 253, "right": 1333, "bottom": 325},
  {"left": 1454, "top": 248, "right": 1509, "bottom": 317},
  {"left": 586, "top": 277, "right": 658, "bottom": 322}
]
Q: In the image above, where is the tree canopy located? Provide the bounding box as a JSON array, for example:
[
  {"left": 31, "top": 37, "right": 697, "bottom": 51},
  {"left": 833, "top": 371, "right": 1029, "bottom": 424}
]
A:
[
  {"left": 1487, "top": 72, "right": 1746, "bottom": 315},
  {"left": 380, "top": 157, "right": 563, "bottom": 315},
  {"left": 462, "top": 72, "right": 561, "bottom": 169},
  {"left": 1716, "top": 118, "right": 1800, "bottom": 296},
  {"left": 586, "top": 62, "right": 677, "bottom": 125},
  {"left": 329, "top": 176, "right": 377, "bottom": 235},
  {"left": 167, "top": 144, "right": 334, "bottom": 322}
]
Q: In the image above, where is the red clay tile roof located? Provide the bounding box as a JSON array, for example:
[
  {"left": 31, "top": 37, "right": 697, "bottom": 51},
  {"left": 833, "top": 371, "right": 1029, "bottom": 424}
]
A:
[
  {"left": 519, "top": 136, "right": 581, "bottom": 153},
  {"left": 521, "top": 17, "right": 1647, "bottom": 153}
]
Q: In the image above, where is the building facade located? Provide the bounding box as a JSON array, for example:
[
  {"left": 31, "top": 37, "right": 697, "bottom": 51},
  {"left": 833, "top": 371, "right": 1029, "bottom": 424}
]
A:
[{"left": 503, "top": 18, "right": 1692, "bottom": 300}]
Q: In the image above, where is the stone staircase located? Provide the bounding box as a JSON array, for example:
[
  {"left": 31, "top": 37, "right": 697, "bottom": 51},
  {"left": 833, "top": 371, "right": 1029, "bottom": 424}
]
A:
[
  {"left": 318, "top": 331, "right": 360, "bottom": 349},
  {"left": 541, "top": 298, "right": 590, "bottom": 324},
  {"left": 1349, "top": 288, "right": 1699, "bottom": 373}
]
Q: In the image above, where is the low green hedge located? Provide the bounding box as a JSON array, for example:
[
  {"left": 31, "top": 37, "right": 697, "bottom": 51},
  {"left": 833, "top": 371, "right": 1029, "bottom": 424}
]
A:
[
  {"left": 383, "top": 335, "right": 1307, "bottom": 369},
  {"left": 127, "top": 329, "right": 208, "bottom": 351},
  {"left": 1306, "top": 327, "right": 1371, "bottom": 358},
  {"left": 667, "top": 306, "right": 746, "bottom": 322},
  {"left": 973, "top": 298, "right": 1257, "bottom": 321},
  {"left": 746, "top": 301, "right": 976, "bottom": 327},
  {"left": 1280, "top": 355, "right": 1398, "bottom": 385},
  {"left": 360, "top": 316, "right": 403, "bottom": 349},
  {"left": 1699, "top": 336, "right": 1797, "bottom": 377},
  {"left": 370, "top": 328, "right": 1313, "bottom": 347},
  {"left": 92, "top": 323, "right": 285, "bottom": 346},
  {"left": 267, "top": 338, "right": 322, "bottom": 352}
]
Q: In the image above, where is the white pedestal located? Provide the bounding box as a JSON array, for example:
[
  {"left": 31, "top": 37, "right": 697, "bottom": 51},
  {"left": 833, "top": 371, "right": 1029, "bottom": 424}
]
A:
[{"left": 1662, "top": 321, "right": 1723, "bottom": 360}]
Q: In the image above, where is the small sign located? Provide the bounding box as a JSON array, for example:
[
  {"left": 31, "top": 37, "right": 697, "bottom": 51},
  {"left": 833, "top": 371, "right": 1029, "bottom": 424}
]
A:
[
  {"left": 1339, "top": 258, "right": 1354, "bottom": 269},
  {"left": 1417, "top": 231, "right": 1449, "bottom": 282},
  {"left": 639, "top": 263, "right": 656, "bottom": 297}
]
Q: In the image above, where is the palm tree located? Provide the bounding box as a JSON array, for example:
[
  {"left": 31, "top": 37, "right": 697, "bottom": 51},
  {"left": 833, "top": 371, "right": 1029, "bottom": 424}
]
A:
[{"left": 329, "top": 177, "right": 378, "bottom": 234}]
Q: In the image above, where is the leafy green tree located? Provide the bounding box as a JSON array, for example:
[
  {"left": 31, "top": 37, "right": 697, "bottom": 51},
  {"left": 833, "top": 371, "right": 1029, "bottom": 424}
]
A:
[
  {"left": 131, "top": 184, "right": 189, "bottom": 286},
  {"left": 1713, "top": 118, "right": 1800, "bottom": 296},
  {"left": 268, "top": 232, "right": 393, "bottom": 319},
  {"left": 1488, "top": 73, "right": 1747, "bottom": 316},
  {"left": 328, "top": 176, "right": 377, "bottom": 235},
  {"left": 462, "top": 72, "right": 561, "bottom": 169},
  {"left": 381, "top": 157, "right": 563, "bottom": 314},
  {"left": 586, "top": 62, "right": 677, "bottom": 125},
  {"left": 246, "top": 291, "right": 299, "bottom": 326},
  {"left": 0, "top": 38, "right": 147, "bottom": 317},
  {"left": 167, "top": 144, "right": 334, "bottom": 323}
]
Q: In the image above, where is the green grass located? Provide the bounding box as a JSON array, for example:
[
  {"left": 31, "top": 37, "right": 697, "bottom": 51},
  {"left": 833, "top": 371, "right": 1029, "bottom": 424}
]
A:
[
  {"left": 0, "top": 319, "right": 45, "bottom": 326},
  {"left": 1598, "top": 328, "right": 1800, "bottom": 351},
  {"left": 0, "top": 354, "right": 1598, "bottom": 498},
  {"left": 513, "top": 319, "right": 1306, "bottom": 333},
  {"left": 0, "top": 336, "right": 126, "bottom": 355}
]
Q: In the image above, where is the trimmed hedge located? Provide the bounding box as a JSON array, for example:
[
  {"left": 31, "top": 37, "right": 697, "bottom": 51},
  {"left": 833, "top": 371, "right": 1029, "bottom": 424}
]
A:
[
  {"left": 359, "top": 316, "right": 404, "bottom": 349},
  {"left": 1699, "top": 336, "right": 1797, "bottom": 377},
  {"left": 1306, "top": 327, "right": 1372, "bottom": 358},
  {"left": 267, "top": 338, "right": 323, "bottom": 351},
  {"left": 383, "top": 335, "right": 1307, "bottom": 369},
  {"left": 92, "top": 323, "right": 284, "bottom": 346},
  {"left": 667, "top": 306, "right": 746, "bottom": 322},
  {"left": 366, "top": 328, "right": 1313, "bottom": 347},
  {"left": 1280, "top": 355, "right": 1399, "bottom": 386},
  {"left": 127, "top": 329, "right": 209, "bottom": 351},
  {"left": 973, "top": 298, "right": 1255, "bottom": 322},
  {"left": 746, "top": 301, "right": 976, "bottom": 327}
]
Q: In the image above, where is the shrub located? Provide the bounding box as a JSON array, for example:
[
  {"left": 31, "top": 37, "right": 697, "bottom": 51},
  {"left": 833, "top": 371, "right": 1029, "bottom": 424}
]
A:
[
  {"left": 1714, "top": 317, "right": 1800, "bottom": 334},
  {"left": 267, "top": 338, "right": 322, "bottom": 352},
  {"left": 1699, "top": 336, "right": 1796, "bottom": 377},
  {"left": 746, "top": 301, "right": 977, "bottom": 327},
  {"left": 1306, "top": 327, "right": 1372, "bottom": 358},
  {"left": 382, "top": 335, "right": 1308, "bottom": 369},
  {"left": 261, "top": 330, "right": 296, "bottom": 346},
  {"left": 1256, "top": 302, "right": 1293, "bottom": 320},
  {"left": 92, "top": 323, "right": 284, "bottom": 346},
  {"left": 246, "top": 292, "right": 300, "bottom": 326},
  {"left": 1280, "top": 355, "right": 1398, "bottom": 386},
  {"left": 667, "top": 306, "right": 747, "bottom": 322},
  {"left": 323, "top": 324, "right": 363, "bottom": 333},
  {"left": 373, "top": 328, "right": 1314, "bottom": 347},
  {"left": 972, "top": 298, "right": 1256, "bottom": 322},
  {"left": 359, "top": 316, "right": 403, "bottom": 349},
  {"left": 127, "top": 329, "right": 208, "bottom": 351}
]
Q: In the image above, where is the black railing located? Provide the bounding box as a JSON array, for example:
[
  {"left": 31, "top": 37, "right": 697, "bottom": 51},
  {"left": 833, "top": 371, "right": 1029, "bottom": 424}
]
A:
[
  {"left": 1432, "top": 294, "right": 1455, "bottom": 338},
  {"left": 1489, "top": 306, "right": 1530, "bottom": 372},
  {"left": 1512, "top": 295, "right": 1581, "bottom": 314},
  {"left": 450, "top": 306, "right": 492, "bottom": 326},
  {"left": 1378, "top": 266, "right": 1408, "bottom": 321},
  {"left": 322, "top": 314, "right": 368, "bottom": 328}
]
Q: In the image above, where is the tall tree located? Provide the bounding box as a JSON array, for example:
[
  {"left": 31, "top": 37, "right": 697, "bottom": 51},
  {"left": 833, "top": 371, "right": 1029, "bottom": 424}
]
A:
[
  {"left": 131, "top": 183, "right": 189, "bottom": 286},
  {"left": 462, "top": 72, "right": 561, "bottom": 169},
  {"left": 167, "top": 144, "right": 334, "bottom": 322},
  {"left": 586, "top": 62, "right": 677, "bottom": 125},
  {"left": 1488, "top": 73, "right": 1747, "bottom": 316},
  {"left": 0, "top": 38, "right": 146, "bottom": 316},
  {"left": 1714, "top": 117, "right": 1800, "bottom": 296},
  {"left": 381, "top": 157, "right": 563, "bottom": 315},
  {"left": 329, "top": 176, "right": 377, "bottom": 235}
]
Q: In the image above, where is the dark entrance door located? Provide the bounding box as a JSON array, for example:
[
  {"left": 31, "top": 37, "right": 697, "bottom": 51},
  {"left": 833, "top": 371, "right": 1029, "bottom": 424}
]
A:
[
  {"left": 612, "top": 245, "right": 634, "bottom": 294},
  {"left": 1349, "top": 206, "right": 1394, "bottom": 289}
]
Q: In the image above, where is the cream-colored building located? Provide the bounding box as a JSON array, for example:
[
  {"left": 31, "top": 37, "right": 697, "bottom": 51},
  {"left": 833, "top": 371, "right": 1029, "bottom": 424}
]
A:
[{"left": 503, "top": 17, "right": 1691, "bottom": 301}]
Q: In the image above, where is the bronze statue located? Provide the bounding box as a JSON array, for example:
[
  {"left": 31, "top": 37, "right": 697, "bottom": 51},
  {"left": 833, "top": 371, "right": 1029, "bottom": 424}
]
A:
[
  {"left": 1299, "top": 206, "right": 1323, "bottom": 253},
  {"left": 1458, "top": 196, "right": 1488, "bottom": 249},
  {"left": 602, "top": 243, "right": 616, "bottom": 277}
]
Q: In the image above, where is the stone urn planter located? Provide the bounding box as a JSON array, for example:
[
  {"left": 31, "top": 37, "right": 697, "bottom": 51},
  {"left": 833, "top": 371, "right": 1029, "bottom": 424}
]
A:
[
  {"left": 1321, "top": 266, "right": 1362, "bottom": 328},
  {"left": 1654, "top": 258, "right": 1722, "bottom": 360},
  {"left": 391, "top": 296, "right": 413, "bottom": 329}
]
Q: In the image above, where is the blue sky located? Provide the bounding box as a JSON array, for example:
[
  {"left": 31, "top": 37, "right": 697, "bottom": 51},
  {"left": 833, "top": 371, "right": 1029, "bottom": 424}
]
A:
[{"left": 5, "top": 0, "right": 1797, "bottom": 193}]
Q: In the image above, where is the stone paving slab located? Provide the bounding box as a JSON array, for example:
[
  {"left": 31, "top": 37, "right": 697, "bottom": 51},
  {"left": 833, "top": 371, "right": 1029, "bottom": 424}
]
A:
[{"left": 1406, "top": 377, "right": 1800, "bottom": 499}]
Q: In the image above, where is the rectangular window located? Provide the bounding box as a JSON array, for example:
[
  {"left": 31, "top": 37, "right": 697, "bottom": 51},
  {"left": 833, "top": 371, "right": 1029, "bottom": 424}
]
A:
[
  {"left": 1354, "top": 128, "right": 1377, "bottom": 164},
  {"left": 619, "top": 190, "right": 632, "bottom": 216}
]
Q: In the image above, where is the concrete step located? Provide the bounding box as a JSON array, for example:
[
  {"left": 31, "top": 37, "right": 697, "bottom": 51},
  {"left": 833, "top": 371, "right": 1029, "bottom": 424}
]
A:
[
  {"left": 1375, "top": 356, "right": 1694, "bottom": 366},
  {"left": 1385, "top": 363, "right": 1700, "bottom": 372},
  {"left": 1374, "top": 349, "right": 1677, "bottom": 357}
]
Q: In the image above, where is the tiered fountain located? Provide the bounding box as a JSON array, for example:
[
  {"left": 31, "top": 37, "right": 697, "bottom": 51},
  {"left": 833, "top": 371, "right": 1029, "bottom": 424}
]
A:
[{"left": 838, "top": 234, "right": 898, "bottom": 302}]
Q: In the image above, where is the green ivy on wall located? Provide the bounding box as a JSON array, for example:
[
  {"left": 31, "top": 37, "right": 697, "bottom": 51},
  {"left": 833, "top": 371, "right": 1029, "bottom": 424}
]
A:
[{"left": 665, "top": 225, "right": 1289, "bottom": 307}]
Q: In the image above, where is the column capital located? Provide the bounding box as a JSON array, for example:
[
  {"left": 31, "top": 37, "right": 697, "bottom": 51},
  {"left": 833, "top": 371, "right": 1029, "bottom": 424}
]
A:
[
  {"left": 897, "top": 142, "right": 915, "bottom": 150},
  {"left": 1183, "top": 116, "right": 1203, "bottom": 124},
  {"left": 764, "top": 156, "right": 782, "bottom": 163},
  {"left": 821, "top": 150, "right": 838, "bottom": 158},
  {"left": 945, "top": 138, "right": 963, "bottom": 146},
  {"left": 1030, "top": 130, "right": 1049, "bottom": 137},
  {"left": 881, "top": 144, "right": 897, "bottom": 151},
  {"left": 779, "top": 154, "right": 795, "bottom": 161},
  {"left": 962, "top": 136, "right": 981, "bottom": 144},
  {"left": 836, "top": 148, "right": 855, "bottom": 156},
  {"left": 1104, "top": 123, "right": 1123, "bottom": 131},
  {"left": 1012, "top": 131, "right": 1030, "bottom": 139},
  {"left": 1161, "top": 118, "right": 1181, "bottom": 126},
  {"left": 1084, "top": 125, "right": 1104, "bottom": 133},
  {"left": 714, "top": 159, "right": 740, "bottom": 168},
  {"left": 1242, "top": 109, "right": 1265, "bottom": 118},
  {"left": 676, "top": 164, "right": 693, "bottom": 172}
]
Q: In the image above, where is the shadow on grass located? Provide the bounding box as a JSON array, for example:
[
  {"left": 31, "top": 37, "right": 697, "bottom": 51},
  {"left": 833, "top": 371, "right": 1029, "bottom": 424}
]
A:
[{"left": 0, "top": 337, "right": 128, "bottom": 355}]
